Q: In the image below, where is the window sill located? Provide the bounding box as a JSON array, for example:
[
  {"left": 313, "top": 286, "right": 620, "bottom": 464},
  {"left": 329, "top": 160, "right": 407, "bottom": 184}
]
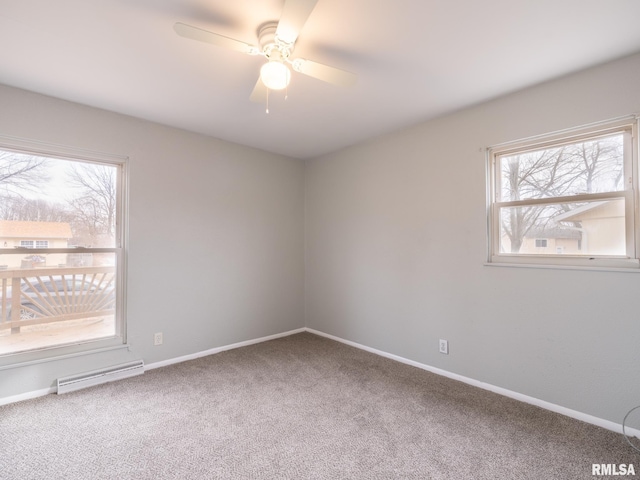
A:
[
  {"left": 484, "top": 261, "right": 640, "bottom": 273},
  {"left": 0, "top": 339, "right": 129, "bottom": 371}
]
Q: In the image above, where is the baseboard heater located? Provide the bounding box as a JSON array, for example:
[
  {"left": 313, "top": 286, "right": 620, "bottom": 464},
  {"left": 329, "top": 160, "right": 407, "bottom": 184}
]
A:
[{"left": 57, "top": 360, "right": 145, "bottom": 394}]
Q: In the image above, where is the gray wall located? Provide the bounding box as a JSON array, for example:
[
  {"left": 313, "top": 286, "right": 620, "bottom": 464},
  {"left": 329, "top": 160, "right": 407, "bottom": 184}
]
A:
[
  {"left": 0, "top": 85, "right": 305, "bottom": 398},
  {"left": 305, "top": 52, "right": 640, "bottom": 425},
  {"left": 2, "top": 53, "right": 640, "bottom": 427}
]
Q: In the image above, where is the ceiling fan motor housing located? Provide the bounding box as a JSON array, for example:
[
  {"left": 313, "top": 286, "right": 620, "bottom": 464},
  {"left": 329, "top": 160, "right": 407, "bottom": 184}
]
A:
[{"left": 258, "top": 22, "right": 293, "bottom": 60}]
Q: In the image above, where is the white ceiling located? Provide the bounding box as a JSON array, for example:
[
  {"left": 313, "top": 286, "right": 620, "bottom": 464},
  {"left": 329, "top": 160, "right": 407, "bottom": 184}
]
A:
[{"left": 1, "top": 0, "right": 640, "bottom": 159}]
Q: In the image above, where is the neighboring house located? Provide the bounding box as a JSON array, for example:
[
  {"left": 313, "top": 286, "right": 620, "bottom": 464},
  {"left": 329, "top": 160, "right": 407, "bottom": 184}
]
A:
[
  {"left": 501, "top": 199, "right": 625, "bottom": 256},
  {"left": 0, "top": 220, "right": 73, "bottom": 268},
  {"left": 555, "top": 199, "right": 625, "bottom": 256},
  {"left": 518, "top": 227, "right": 583, "bottom": 255}
]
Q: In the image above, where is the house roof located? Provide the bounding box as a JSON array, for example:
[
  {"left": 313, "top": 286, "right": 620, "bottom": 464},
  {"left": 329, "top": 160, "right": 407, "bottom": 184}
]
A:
[
  {"left": 0, "top": 220, "right": 73, "bottom": 239},
  {"left": 525, "top": 226, "right": 582, "bottom": 240},
  {"left": 555, "top": 199, "right": 624, "bottom": 223}
]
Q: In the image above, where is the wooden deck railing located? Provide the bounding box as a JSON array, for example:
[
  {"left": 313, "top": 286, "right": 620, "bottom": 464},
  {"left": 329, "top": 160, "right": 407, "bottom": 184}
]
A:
[{"left": 0, "top": 266, "right": 116, "bottom": 334}]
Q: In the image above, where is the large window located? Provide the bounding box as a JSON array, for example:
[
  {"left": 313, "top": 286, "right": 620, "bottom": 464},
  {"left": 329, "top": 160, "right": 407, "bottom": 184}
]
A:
[
  {"left": 0, "top": 143, "right": 126, "bottom": 360},
  {"left": 487, "top": 117, "right": 639, "bottom": 269}
]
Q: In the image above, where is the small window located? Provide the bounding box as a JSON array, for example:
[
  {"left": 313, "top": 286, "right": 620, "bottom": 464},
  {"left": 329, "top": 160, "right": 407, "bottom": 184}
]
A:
[
  {"left": 487, "top": 117, "right": 639, "bottom": 269},
  {"left": 18, "top": 240, "right": 48, "bottom": 249}
]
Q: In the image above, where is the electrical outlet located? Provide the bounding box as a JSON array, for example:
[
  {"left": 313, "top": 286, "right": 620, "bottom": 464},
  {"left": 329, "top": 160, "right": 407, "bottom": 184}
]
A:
[
  {"left": 439, "top": 339, "right": 449, "bottom": 355},
  {"left": 154, "top": 332, "right": 163, "bottom": 346}
]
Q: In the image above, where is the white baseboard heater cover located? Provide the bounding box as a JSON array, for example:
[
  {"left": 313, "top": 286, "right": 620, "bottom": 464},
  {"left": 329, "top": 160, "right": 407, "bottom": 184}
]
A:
[{"left": 57, "top": 360, "right": 145, "bottom": 394}]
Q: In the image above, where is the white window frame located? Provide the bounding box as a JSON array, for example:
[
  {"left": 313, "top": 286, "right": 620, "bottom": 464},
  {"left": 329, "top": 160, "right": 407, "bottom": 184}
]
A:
[
  {"left": 0, "top": 136, "right": 128, "bottom": 367},
  {"left": 487, "top": 116, "right": 639, "bottom": 270}
]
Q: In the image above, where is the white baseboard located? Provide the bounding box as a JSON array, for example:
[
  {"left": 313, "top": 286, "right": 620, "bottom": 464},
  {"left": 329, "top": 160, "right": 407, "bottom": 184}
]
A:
[
  {"left": 145, "top": 327, "right": 307, "bottom": 371},
  {"left": 0, "top": 328, "right": 306, "bottom": 406},
  {"left": 4, "top": 326, "right": 639, "bottom": 442},
  {"left": 306, "top": 328, "right": 640, "bottom": 439},
  {"left": 0, "top": 387, "right": 56, "bottom": 407}
]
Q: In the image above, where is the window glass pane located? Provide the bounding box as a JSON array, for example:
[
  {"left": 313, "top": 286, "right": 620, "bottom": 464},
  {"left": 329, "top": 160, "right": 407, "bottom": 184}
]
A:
[
  {"left": 0, "top": 151, "right": 117, "bottom": 248},
  {"left": 0, "top": 253, "right": 117, "bottom": 355},
  {"left": 0, "top": 148, "right": 120, "bottom": 356},
  {"left": 498, "top": 133, "right": 624, "bottom": 202},
  {"left": 499, "top": 198, "right": 626, "bottom": 256}
]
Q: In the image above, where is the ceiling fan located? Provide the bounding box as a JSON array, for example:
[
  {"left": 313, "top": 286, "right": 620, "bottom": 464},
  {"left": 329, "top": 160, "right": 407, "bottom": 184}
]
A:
[{"left": 173, "top": 0, "right": 357, "bottom": 105}]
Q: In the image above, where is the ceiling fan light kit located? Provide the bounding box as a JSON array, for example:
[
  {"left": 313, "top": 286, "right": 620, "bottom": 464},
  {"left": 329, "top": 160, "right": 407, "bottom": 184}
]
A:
[
  {"left": 260, "top": 58, "right": 291, "bottom": 91},
  {"left": 258, "top": 25, "right": 292, "bottom": 91},
  {"left": 173, "top": 0, "right": 357, "bottom": 106}
]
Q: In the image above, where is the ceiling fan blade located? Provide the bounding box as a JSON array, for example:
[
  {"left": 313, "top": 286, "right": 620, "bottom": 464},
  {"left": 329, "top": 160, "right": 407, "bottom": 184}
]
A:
[
  {"left": 174, "top": 22, "right": 259, "bottom": 55},
  {"left": 275, "top": 0, "right": 319, "bottom": 45},
  {"left": 250, "top": 78, "right": 268, "bottom": 103},
  {"left": 291, "top": 58, "right": 357, "bottom": 87}
]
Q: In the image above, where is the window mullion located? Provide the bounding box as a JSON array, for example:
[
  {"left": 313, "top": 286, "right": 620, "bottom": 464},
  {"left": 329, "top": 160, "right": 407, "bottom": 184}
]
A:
[
  {"left": 495, "top": 190, "right": 627, "bottom": 209},
  {"left": 0, "top": 248, "right": 117, "bottom": 255}
]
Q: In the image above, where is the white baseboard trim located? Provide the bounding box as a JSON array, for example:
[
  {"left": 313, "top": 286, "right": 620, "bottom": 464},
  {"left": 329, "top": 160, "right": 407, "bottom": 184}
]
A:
[
  {"left": 145, "top": 327, "right": 307, "bottom": 371},
  {"left": 1, "top": 328, "right": 306, "bottom": 406},
  {"left": 4, "top": 326, "right": 639, "bottom": 442},
  {"left": 306, "top": 328, "right": 640, "bottom": 439},
  {"left": 0, "top": 386, "right": 56, "bottom": 407}
]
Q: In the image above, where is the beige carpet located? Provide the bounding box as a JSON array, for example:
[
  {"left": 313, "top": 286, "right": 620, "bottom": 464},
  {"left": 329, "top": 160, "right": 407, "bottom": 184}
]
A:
[{"left": 1, "top": 332, "right": 638, "bottom": 479}]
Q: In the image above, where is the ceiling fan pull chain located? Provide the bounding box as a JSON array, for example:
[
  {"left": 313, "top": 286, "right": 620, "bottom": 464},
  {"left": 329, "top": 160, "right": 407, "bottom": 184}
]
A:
[{"left": 266, "top": 88, "right": 270, "bottom": 114}]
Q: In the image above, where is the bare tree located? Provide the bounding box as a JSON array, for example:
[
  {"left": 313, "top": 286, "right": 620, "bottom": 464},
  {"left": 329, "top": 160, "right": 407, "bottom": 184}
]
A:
[
  {"left": 0, "top": 150, "right": 49, "bottom": 198},
  {"left": 0, "top": 196, "right": 73, "bottom": 223},
  {"left": 569, "top": 137, "right": 624, "bottom": 193},
  {"left": 66, "top": 163, "right": 117, "bottom": 246},
  {"left": 500, "top": 136, "right": 623, "bottom": 253},
  {"left": 501, "top": 147, "right": 573, "bottom": 252}
]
